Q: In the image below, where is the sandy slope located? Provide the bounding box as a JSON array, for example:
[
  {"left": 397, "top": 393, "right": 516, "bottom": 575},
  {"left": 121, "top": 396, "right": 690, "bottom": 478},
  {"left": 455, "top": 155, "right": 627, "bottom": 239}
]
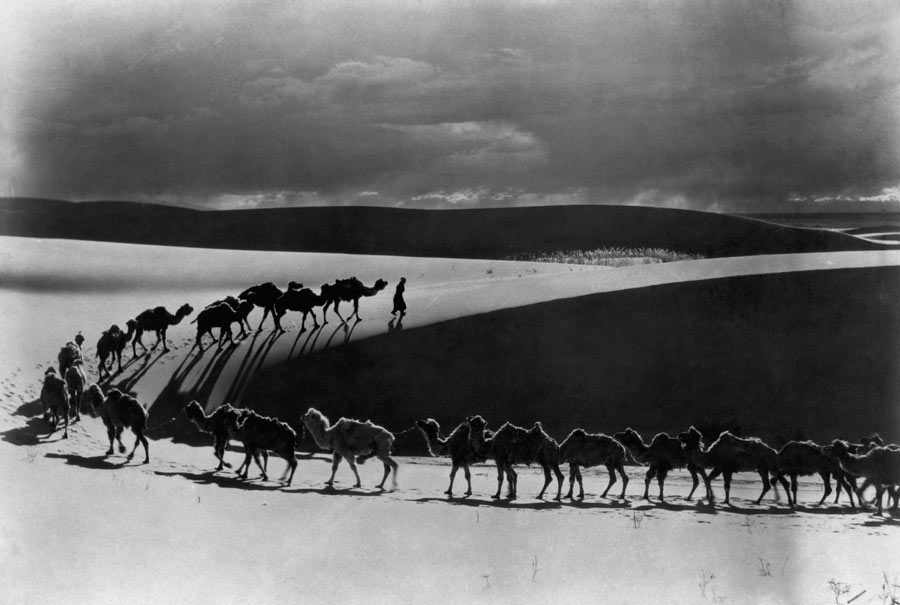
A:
[{"left": 2, "top": 235, "right": 900, "bottom": 604}]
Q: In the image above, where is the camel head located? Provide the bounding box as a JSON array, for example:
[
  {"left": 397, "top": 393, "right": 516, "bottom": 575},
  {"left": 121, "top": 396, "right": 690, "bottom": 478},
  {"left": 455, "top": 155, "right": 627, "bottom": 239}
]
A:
[
  {"left": 415, "top": 419, "right": 440, "bottom": 439},
  {"left": 288, "top": 281, "right": 303, "bottom": 291},
  {"left": 860, "top": 434, "right": 884, "bottom": 449},
  {"left": 829, "top": 439, "right": 851, "bottom": 458},
  {"left": 184, "top": 400, "right": 205, "bottom": 421},
  {"left": 373, "top": 278, "right": 388, "bottom": 292},
  {"left": 677, "top": 426, "right": 703, "bottom": 447},
  {"left": 84, "top": 384, "right": 105, "bottom": 417},
  {"left": 176, "top": 303, "right": 194, "bottom": 320},
  {"left": 466, "top": 415, "right": 487, "bottom": 433}
]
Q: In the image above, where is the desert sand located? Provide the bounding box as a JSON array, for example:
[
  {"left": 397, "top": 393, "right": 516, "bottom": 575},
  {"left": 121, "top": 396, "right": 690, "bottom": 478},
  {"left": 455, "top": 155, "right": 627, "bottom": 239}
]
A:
[{"left": 2, "top": 234, "right": 899, "bottom": 604}]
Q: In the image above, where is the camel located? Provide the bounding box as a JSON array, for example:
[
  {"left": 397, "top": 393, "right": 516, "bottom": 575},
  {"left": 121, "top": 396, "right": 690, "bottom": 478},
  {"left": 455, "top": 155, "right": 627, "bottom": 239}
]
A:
[
  {"left": 238, "top": 282, "right": 285, "bottom": 331},
  {"left": 132, "top": 303, "right": 194, "bottom": 355},
  {"left": 64, "top": 360, "right": 87, "bottom": 422},
  {"left": 97, "top": 320, "right": 136, "bottom": 380},
  {"left": 274, "top": 285, "right": 327, "bottom": 331},
  {"left": 558, "top": 428, "right": 629, "bottom": 500},
  {"left": 678, "top": 427, "right": 788, "bottom": 506},
  {"left": 320, "top": 277, "right": 388, "bottom": 324},
  {"left": 416, "top": 418, "right": 493, "bottom": 497},
  {"left": 829, "top": 440, "right": 900, "bottom": 515},
  {"left": 205, "top": 296, "right": 253, "bottom": 337},
  {"left": 774, "top": 440, "right": 858, "bottom": 508},
  {"left": 467, "top": 415, "right": 564, "bottom": 500},
  {"left": 58, "top": 340, "right": 83, "bottom": 377},
  {"left": 184, "top": 400, "right": 268, "bottom": 474},
  {"left": 302, "top": 407, "right": 398, "bottom": 490},
  {"left": 192, "top": 299, "right": 256, "bottom": 350},
  {"left": 41, "top": 367, "right": 70, "bottom": 439},
  {"left": 613, "top": 427, "right": 707, "bottom": 501},
  {"left": 85, "top": 386, "right": 149, "bottom": 463},
  {"left": 226, "top": 409, "right": 298, "bottom": 485}
]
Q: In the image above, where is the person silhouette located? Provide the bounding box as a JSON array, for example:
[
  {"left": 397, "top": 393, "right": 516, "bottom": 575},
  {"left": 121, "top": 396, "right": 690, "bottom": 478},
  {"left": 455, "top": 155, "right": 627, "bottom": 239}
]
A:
[{"left": 391, "top": 277, "right": 407, "bottom": 317}]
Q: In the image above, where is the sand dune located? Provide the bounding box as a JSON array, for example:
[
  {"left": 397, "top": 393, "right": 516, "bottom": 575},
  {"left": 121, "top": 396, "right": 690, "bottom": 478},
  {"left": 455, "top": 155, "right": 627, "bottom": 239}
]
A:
[{"left": 3, "top": 233, "right": 900, "bottom": 604}]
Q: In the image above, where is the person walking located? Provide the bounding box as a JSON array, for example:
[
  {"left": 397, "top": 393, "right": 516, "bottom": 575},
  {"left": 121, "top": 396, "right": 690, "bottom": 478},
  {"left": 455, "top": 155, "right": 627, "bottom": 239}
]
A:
[{"left": 391, "top": 277, "right": 407, "bottom": 317}]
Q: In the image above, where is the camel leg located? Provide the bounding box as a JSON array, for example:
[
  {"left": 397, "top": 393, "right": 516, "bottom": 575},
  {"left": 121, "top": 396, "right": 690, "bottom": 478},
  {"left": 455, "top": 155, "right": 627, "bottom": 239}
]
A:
[
  {"left": 537, "top": 463, "right": 552, "bottom": 499},
  {"left": 326, "top": 453, "right": 342, "bottom": 486},
  {"left": 643, "top": 466, "right": 654, "bottom": 500},
  {"left": 213, "top": 436, "right": 231, "bottom": 471},
  {"left": 552, "top": 464, "right": 564, "bottom": 501},
  {"left": 376, "top": 455, "right": 397, "bottom": 490},
  {"left": 506, "top": 464, "right": 517, "bottom": 499},
  {"left": 492, "top": 461, "right": 505, "bottom": 499},
  {"left": 346, "top": 455, "right": 362, "bottom": 488},
  {"left": 575, "top": 467, "right": 585, "bottom": 500},
  {"left": 128, "top": 429, "right": 149, "bottom": 464},
  {"left": 600, "top": 462, "right": 618, "bottom": 498},
  {"left": 132, "top": 331, "right": 146, "bottom": 356},
  {"left": 446, "top": 463, "right": 459, "bottom": 496},
  {"left": 565, "top": 464, "right": 577, "bottom": 499},
  {"left": 310, "top": 310, "right": 319, "bottom": 328},
  {"left": 705, "top": 468, "right": 721, "bottom": 503},
  {"left": 837, "top": 475, "right": 856, "bottom": 508},
  {"left": 321, "top": 301, "right": 331, "bottom": 324},
  {"left": 352, "top": 299, "right": 361, "bottom": 322},
  {"left": 817, "top": 472, "right": 833, "bottom": 507},
  {"left": 754, "top": 469, "right": 772, "bottom": 505},
  {"left": 618, "top": 464, "right": 629, "bottom": 499},
  {"left": 657, "top": 468, "right": 668, "bottom": 501},
  {"left": 722, "top": 471, "right": 733, "bottom": 505},
  {"left": 236, "top": 450, "right": 252, "bottom": 479},
  {"left": 333, "top": 301, "right": 346, "bottom": 324},
  {"left": 282, "top": 455, "right": 297, "bottom": 486},
  {"left": 463, "top": 464, "right": 473, "bottom": 497},
  {"left": 686, "top": 467, "right": 701, "bottom": 500},
  {"left": 106, "top": 427, "right": 117, "bottom": 455}
]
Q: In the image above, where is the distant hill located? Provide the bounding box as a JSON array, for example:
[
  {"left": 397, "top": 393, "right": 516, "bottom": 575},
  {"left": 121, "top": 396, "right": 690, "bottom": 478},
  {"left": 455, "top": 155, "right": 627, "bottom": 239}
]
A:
[{"left": 0, "top": 197, "right": 893, "bottom": 259}]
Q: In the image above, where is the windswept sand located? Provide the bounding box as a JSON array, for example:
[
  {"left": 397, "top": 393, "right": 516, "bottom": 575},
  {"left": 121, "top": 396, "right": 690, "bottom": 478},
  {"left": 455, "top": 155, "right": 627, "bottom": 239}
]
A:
[{"left": 1, "top": 235, "right": 899, "bottom": 604}]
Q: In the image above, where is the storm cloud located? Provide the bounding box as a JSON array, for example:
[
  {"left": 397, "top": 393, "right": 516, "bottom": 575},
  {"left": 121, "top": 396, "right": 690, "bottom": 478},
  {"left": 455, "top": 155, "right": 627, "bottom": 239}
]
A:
[{"left": 2, "top": 0, "right": 898, "bottom": 212}]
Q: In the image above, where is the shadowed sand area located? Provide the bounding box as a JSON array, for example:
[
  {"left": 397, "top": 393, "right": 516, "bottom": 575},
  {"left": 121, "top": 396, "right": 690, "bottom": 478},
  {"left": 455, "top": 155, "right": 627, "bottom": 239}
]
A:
[{"left": 247, "top": 264, "right": 900, "bottom": 447}]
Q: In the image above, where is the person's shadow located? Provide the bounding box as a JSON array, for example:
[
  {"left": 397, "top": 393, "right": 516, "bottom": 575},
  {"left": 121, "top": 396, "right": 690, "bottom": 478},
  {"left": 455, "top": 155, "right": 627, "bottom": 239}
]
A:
[{"left": 388, "top": 316, "right": 404, "bottom": 333}]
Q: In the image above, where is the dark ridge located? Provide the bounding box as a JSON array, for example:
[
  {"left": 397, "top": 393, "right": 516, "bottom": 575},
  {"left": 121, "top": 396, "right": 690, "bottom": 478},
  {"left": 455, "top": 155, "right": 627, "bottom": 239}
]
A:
[{"left": 1, "top": 197, "right": 893, "bottom": 259}]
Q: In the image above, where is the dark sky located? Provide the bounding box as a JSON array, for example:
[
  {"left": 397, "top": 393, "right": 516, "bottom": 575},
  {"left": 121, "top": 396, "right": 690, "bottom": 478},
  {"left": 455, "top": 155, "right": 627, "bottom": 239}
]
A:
[{"left": 2, "top": 0, "right": 898, "bottom": 212}]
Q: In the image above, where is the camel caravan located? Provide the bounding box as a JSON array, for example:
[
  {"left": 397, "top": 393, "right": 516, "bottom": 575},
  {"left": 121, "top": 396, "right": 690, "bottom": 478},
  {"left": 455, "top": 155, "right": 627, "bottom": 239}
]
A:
[{"left": 34, "top": 278, "right": 900, "bottom": 516}]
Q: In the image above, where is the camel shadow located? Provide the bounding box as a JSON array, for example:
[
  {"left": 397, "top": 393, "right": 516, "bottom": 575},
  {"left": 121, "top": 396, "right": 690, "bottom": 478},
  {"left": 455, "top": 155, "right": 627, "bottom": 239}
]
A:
[
  {"left": 288, "top": 324, "right": 323, "bottom": 361},
  {"left": 411, "top": 496, "right": 564, "bottom": 510},
  {"left": 388, "top": 316, "right": 404, "bottom": 333},
  {"left": 284, "top": 485, "right": 395, "bottom": 497},
  {"left": 45, "top": 452, "right": 127, "bottom": 470},
  {"left": 153, "top": 469, "right": 283, "bottom": 491},
  {"left": 112, "top": 349, "right": 166, "bottom": 394},
  {"left": 1, "top": 416, "right": 67, "bottom": 446},
  {"left": 562, "top": 498, "right": 633, "bottom": 510},
  {"left": 13, "top": 397, "right": 43, "bottom": 417},
  {"left": 226, "top": 329, "right": 284, "bottom": 405}
]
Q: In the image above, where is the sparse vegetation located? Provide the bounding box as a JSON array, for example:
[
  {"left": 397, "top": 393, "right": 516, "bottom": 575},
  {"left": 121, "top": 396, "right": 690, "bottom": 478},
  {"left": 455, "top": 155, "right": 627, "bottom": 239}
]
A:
[{"left": 506, "top": 247, "right": 705, "bottom": 267}]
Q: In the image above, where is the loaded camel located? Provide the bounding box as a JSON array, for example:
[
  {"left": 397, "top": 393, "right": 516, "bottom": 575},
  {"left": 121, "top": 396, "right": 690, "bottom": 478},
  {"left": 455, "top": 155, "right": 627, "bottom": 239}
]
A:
[
  {"left": 238, "top": 282, "right": 286, "bottom": 332},
  {"left": 96, "top": 320, "right": 136, "bottom": 380},
  {"left": 208, "top": 296, "right": 254, "bottom": 337},
  {"left": 467, "top": 415, "right": 564, "bottom": 500},
  {"left": 274, "top": 284, "right": 327, "bottom": 331},
  {"left": 58, "top": 337, "right": 84, "bottom": 377},
  {"left": 132, "top": 303, "right": 194, "bottom": 355},
  {"left": 829, "top": 439, "right": 900, "bottom": 516},
  {"left": 320, "top": 277, "right": 388, "bottom": 324},
  {"left": 416, "top": 418, "right": 491, "bottom": 497},
  {"left": 192, "top": 298, "right": 256, "bottom": 350},
  {"left": 64, "top": 360, "right": 87, "bottom": 422},
  {"left": 225, "top": 409, "right": 298, "bottom": 486},
  {"left": 83, "top": 385, "right": 150, "bottom": 463},
  {"left": 613, "top": 427, "right": 707, "bottom": 501},
  {"left": 184, "top": 400, "right": 268, "bottom": 474},
  {"left": 775, "top": 440, "right": 858, "bottom": 508},
  {"left": 41, "top": 367, "right": 70, "bottom": 439},
  {"left": 678, "top": 427, "right": 788, "bottom": 506},
  {"left": 302, "top": 407, "right": 398, "bottom": 490},
  {"left": 558, "top": 428, "right": 629, "bottom": 500}
]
